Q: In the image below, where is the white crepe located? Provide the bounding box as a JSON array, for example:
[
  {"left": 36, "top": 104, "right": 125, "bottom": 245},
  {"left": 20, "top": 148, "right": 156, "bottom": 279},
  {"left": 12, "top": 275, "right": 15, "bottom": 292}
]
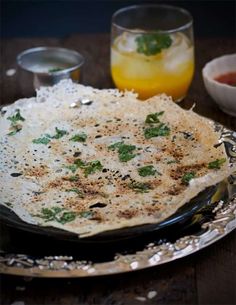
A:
[{"left": 0, "top": 80, "right": 234, "bottom": 237}]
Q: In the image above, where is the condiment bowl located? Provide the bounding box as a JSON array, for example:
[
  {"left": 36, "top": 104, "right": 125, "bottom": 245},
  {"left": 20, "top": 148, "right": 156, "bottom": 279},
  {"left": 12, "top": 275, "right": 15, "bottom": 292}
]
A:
[
  {"left": 202, "top": 53, "right": 236, "bottom": 117},
  {"left": 17, "top": 47, "right": 84, "bottom": 89}
]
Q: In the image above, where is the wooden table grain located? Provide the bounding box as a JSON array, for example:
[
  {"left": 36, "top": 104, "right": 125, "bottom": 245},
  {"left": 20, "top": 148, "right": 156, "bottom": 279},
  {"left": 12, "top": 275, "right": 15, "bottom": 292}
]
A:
[{"left": 0, "top": 34, "right": 235, "bottom": 305}]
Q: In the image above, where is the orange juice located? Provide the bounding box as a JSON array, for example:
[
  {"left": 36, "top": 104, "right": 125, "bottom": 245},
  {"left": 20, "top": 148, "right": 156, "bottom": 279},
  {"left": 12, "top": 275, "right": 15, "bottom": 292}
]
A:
[{"left": 111, "top": 32, "right": 194, "bottom": 101}]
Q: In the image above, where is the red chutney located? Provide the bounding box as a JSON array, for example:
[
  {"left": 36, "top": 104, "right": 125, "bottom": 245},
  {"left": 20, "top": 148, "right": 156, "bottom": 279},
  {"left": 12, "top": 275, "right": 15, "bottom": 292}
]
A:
[{"left": 214, "top": 72, "right": 236, "bottom": 86}]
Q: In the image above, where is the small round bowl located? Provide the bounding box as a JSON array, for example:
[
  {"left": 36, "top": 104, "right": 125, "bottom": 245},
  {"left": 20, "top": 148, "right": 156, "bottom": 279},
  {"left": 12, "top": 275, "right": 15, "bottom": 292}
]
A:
[
  {"left": 202, "top": 53, "right": 236, "bottom": 117},
  {"left": 17, "top": 47, "right": 84, "bottom": 89}
]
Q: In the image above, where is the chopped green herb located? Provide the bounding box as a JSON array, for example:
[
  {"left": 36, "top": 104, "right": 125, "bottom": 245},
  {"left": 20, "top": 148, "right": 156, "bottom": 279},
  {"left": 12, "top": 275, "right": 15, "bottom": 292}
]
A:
[
  {"left": 48, "top": 67, "right": 63, "bottom": 73},
  {"left": 145, "top": 111, "right": 164, "bottom": 124},
  {"left": 51, "top": 127, "right": 68, "bottom": 139},
  {"left": 4, "top": 202, "right": 13, "bottom": 208},
  {"left": 84, "top": 160, "right": 103, "bottom": 177},
  {"left": 119, "top": 152, "right": 137, "bottom": 162},
  {"left": 58, "top": 211, "right": 76, "bottom": 224},
  {"left": 208, "top": 158, "right": 226, "bottom": 169},
  {"left": 144, "top": 123, "right": 170, "bottom": 139},
  {"left": 70, "top": 132, "right": 87, "bottom": 142},
  {"left": 135, "top": 33, "right": 172, "bottom": 56},
  {"left": 7, "top": 125, "right": 22, "bottom": 136},
  {"left": 108, "top": 141, "right": 124, "bottom": 151},
  {"left": 79, "top": 211, "right": 93, "bottom": 218},
  {"left": 32, "top": 137, "right": 51, "bottom": 145},
  {"left": 128, "top": 182, "right": 152, "bottom": 193},
  {"left": 35, "top": 207, "right": 64, "bottom": 222},
  {"left": 7, "top": 110, "right": 25, "bottom": 136},
  {"left": 167, "top": 160, "right": 178, "bottom": 164},
  {"left": 118, "top": 144, "right": 136, "bottom": 154},
  {"left": 65, "top": 164, "right": 79, "bottom": 173},
  {"left": 66, "top": 188, "right": 84, "bottom": 198},
  {"left": 7, "top": 109, "right": 25, "bottom": 124},
  {"left": 32, "top": 127, "right": 68, "bottom": 144},
  {"left": 66, "top": 159, "right": 103, "bottom": 177},
  {"left": 181, "top": 172, "right": 196, "bottom": 185},
  {"left": 138, "top": 165, "right": 157, "bottom": 177},
  {"left": 68, "top": 175, "right": 79, "bottom": 181},
  {"left": 74, "top": 159, "right": 86, "bottom": 167},
  {"left": 34, "top": 207, "right": 76, "bottom": 224},
  {"left": 108, "top": 142, "right": 137, "bottom": 162}
]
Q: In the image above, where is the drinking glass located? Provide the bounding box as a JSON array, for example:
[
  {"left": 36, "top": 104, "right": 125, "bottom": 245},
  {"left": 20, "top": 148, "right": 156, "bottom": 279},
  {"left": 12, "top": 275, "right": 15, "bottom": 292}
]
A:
[{"left": 111, "top": 4, "right": 194, "bottom": 101}]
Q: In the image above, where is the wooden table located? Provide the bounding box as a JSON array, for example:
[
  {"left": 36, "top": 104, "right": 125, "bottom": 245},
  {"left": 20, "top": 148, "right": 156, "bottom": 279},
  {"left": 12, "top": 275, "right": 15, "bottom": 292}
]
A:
[{"left": 0, "top": 34, "right": 235, "bottom": 305}]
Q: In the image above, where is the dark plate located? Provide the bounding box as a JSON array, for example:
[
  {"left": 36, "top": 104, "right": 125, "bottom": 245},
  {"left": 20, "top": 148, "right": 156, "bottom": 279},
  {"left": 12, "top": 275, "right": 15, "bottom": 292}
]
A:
[{"left": 0, "top": 182, "right": 227, "bottom": 244}]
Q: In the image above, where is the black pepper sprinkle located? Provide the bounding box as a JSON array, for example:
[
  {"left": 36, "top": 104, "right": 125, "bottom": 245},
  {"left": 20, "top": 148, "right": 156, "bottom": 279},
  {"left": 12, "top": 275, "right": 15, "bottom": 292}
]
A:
[
  {"left": 121, "top": 175, "right": 130, "bottom": 180},
  {"left": 90, "top": 202, "right": 107, "bottom": 208},
  {"left": 10, "top": 173, "right": 22, "bottom": 177},
  {"left": 73, "top": 151, "right": 81, "bottom": 157}
]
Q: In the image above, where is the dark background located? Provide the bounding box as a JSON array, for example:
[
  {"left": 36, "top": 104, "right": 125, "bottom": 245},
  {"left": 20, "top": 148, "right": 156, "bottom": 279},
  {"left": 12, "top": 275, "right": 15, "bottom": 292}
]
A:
[{"left": 1, "top": 0, "right": 236, "bottom": 38}]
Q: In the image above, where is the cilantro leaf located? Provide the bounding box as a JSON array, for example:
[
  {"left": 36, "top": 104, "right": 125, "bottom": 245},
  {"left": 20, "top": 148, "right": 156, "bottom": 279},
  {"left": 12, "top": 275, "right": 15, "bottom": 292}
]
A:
[
  {"left": 208, "top": 158, "right": 226, "bottom": 169},
  {"left": 128, "top": 182, "right": 153, "bottom": 193},
  {"left": 138, "top": 165, "right": 157, "bottom": 177},
  {"left": 58, "top": 211, "right": 76, "bottom": 224},
  {"left": 74, "top": 159, "right": 86, "bottom": 167},
  {"left": 68, "top": 175, "right": 79, "bottom": 181},
  {"left": 135, "top": 33, "right": 172, "bottom": 56},
  {"left": 145, "top": 112, "right": 164, "bottom": 124},
  {"left": 34, "top": 207, "right": 76, "bottom": 224},
  {"left": 7, "top": 125, "right": 22, "bottom": 136},
  {"left": 79, "top": 211, "right": 93, "bottom": 218},
  {"left": 108, "top": 141, "right": 124, "bottom": 151},
  {"left": 65, "top": 164, "right": 79, "bottom": 173},
  {"left": 70, "top": 132, "right": 87, "bottom": 142},
  {"left": 7, "top": 109, "right": 25, "bottom": 124},
  {"left": 119, "top": 153, "right": 137, "bottom": 162},
  {"left": 144, "top": 123, "right": 170, "bottom": 139},
  {"left": 108, "top": 142, "right": 137, "bottom": 162},
  {"left": 181, "top": 172, "right": 196, "bottom": 185},
  {"left": 48, "top": 67, "right": 63, "bottom": 73},
  {"left": 84, "top": 160, "right": 103, "bottom": 177},
  {"left": 7, "top": 110, "right": 25, "bottom": 136},
  {"left": 51, "top": 127, "right": 68, "bottom": 139},
  {"left": 32, "top": 137, "right": 51, "bottom": 145},
  {"left": 66, "top": 188, "right": 85, "bottom": 198},
  {"left": 32, "top": 127, "right": 68, "bottom": 144},
  {"left": 66, "top": 159, "right": 103, "bottom": 177},
  {"left": 35, "top": 207, "right": 64, "bottom": 222},
  {"left": 167, "top": 160, "right": 178, "bottom": 164}
]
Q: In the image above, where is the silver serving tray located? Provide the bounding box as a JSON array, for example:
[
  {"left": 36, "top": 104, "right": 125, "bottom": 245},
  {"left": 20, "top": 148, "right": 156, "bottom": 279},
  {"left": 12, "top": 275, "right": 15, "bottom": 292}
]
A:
[{"left": 0, "top": 124, "right": 235, "bottom": 277}]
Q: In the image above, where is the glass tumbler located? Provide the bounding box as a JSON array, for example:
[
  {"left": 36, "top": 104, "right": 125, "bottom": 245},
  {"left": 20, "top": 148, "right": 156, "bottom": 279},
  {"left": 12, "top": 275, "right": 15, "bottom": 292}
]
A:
[{"left": 111, "top": 4, "right": 194, "bottom": 101}]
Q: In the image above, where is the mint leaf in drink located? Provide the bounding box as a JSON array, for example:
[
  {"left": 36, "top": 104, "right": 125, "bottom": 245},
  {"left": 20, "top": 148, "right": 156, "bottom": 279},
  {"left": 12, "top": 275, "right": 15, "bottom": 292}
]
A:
[{"left": 135, "top": 33, "right": 172, "bottom": 56}]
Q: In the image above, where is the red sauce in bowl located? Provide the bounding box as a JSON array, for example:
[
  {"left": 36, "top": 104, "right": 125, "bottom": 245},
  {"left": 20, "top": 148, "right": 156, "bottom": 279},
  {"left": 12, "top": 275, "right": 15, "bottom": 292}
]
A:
[{"left": 214, "top": 72, "right": 236, "bottom": 86}]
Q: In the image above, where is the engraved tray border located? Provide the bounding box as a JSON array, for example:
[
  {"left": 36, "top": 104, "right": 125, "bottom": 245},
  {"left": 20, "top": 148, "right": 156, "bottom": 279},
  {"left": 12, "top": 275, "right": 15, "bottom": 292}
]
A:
[{"left": 0, "top": 125, "right": 235, "bottom": 278}]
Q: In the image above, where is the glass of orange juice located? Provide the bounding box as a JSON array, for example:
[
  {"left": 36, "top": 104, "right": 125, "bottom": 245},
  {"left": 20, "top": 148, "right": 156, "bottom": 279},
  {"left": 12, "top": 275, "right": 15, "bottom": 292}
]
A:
[{"left": 111, "top": 4, "right": 194, "bottom": 101}]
